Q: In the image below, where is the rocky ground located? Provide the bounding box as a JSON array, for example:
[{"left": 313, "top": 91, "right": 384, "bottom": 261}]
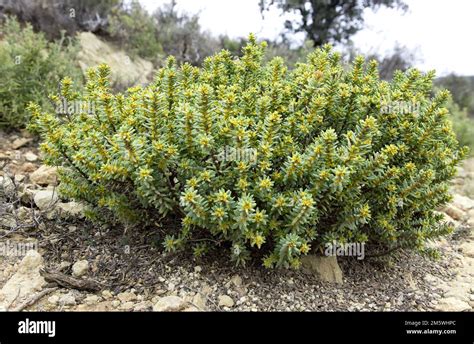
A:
[{"left": 1, "top": 129, "right": 473, "bottom": 312}]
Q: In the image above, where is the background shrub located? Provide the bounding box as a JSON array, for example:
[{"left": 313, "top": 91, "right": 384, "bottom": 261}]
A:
[
  {"left": 447, "top": 100, "right": 474, "bottom": 156},
  {"left": 31, "top": 36, "right": 467, "bottom": 267},
  {"left": 0, "top": 16, "right": 82, "bottom": 129},
  {"left": 0, "top": 0, "right": 119, "bottom": 39}
]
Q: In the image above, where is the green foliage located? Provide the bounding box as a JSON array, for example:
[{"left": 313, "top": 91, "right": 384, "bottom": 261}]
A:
[
  {"left": 107, "top": 1, "right": 163, "bottom": 60},
  {"left": 31, "top": 36, "right": 466, "bottom": 267},
  {"left": 0, "top": 17, "right": 82, "bottom": 129}
]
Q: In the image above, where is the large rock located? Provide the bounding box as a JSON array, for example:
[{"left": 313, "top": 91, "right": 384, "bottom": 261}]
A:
[
  {"left": 152, "top": 296, "right": 187, "bottom": 312},
  {"left": 30, "top": 165, "right": 58, "bottom": 186},
  {"left": 435, "top": 297, "right": 471, "bottom": 312},
  {"left": 443, "top": 204, "right": 466, "bottom": 221},
  {"left": 77, "top": 32, "right": 153, "bottom": 88},
  {"left": 34, "top": 190, "right": 58, "bottom": 210},
  {"left": 459, "top": 241, "right": 474, "bottom": 258},
  {"left": 300, "top": 255, "right": 343, "bottom": 284},
  {"left": 451, "top": 194, "right": 474, "bottom": 212},
  {"left": 0, "top": 250, "right": 47, "bottom": 309}
]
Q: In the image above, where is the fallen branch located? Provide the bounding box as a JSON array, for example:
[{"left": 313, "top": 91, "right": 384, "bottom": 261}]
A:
[
  {"left": 40, "top": 268, "right": 102, "bottom": 292},
  {"left": 12, "top": 287, "right": 58, "bottom": 312}
]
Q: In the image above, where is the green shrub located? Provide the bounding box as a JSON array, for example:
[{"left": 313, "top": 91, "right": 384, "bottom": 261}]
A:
[
  {"left": 0, "top": 17, "right": 82, "bottom": 129},
  {"left": 446, "top": 100, "right": 474, "bottom": 156},
  {"left": 30, "top": 36, "right": 467, "bottom": 267}
]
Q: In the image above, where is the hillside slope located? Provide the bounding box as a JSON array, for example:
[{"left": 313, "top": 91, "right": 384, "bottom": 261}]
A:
[{"left": 77, "top": 32, "right": 154, "bottom": 89}]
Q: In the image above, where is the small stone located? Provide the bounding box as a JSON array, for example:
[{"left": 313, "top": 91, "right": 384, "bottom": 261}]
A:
[
  {"left": 120, "top": 301, "right": 135, "bottom": 310},
  {"left": 101, "top": 290, "right": 113, "bottom": 300},
  {"left": 58, "top": 261, "right": 71, "bottom": 271},
  {"left": 56, "top": 202, "right": 85, "bottom": 218},
  {"left": 84, "top": 295, "right": 100, "bottom": 304},
  {"left": 33, "top": 190, "right": 58, "bottom": 210},
  {"left": 14, "top": 174, "right": 25, "bottom": 182},
  {"left": 0, "top": 175, "right": 15, "bottom": 197},
  {"left": 17, "top": 207, "right": 31, "bottom": 222},
  {"left": 11, "top": 138, "right": 32, "bottom": 149},
  {"left": 218, "top": 295, "right": 235, "bottom": 308},
  {"left": 47, "top": 295, "right": 60, "bottom": 305},
  {"left": 59, "top": 292, "right": 76, "bottom": 306},
  {"left": 192, "top": 293, "right": 207, "bottom": 310},
  {"left": 183, "top": 306, "right": 200, "bottom": 312},
  {"left": 133, "top": 301, "right": 153, "bottom": 311},
  {"left": 194, "top": 266, "right": 202, "bottom": 273},
  {"left": 201, "top": 285, "right": 212, "bottom": 296},
  {"left": 24, "top": 151, "right": 38, "bottom": 162},
  {"left": 72, "top": 260, "right": 89, "bottom": 277},
  {"left": 111, "top": 300, "right": 121, "bottom": 308},
  {"left": 230, "top": 275, "right": 243, "bottom": 287},
  {"left": 20, "top": 162, "right": 37, "bottom": 173},
  {"left": 153, "top": 296, "right": 187, "bottom": 312},
  {"left": 30, "top": 165, "right": 58, "bottom": 186},
  {"left": 117, "top": 291, "right": 137, "bottom": 303},
  {"left": 19, "top": 187, "right": 35, "bottom": 204}
]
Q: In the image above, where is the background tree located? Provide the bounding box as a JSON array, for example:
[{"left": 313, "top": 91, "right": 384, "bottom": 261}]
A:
[
  {"left": 365, "top": 45, "right": 417, "bottom": 81},
  {"left": 435, "top": 74, "right": 474, "bottom": 118},
  {"left": 107, "top": 0, "right": 162, "bottom": 60},
  {"left": 153, "top": 0, "right": 220, "bottom": 66},
  {"left": 260, "top": 0, "right": 407, "bottom": 47}
]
